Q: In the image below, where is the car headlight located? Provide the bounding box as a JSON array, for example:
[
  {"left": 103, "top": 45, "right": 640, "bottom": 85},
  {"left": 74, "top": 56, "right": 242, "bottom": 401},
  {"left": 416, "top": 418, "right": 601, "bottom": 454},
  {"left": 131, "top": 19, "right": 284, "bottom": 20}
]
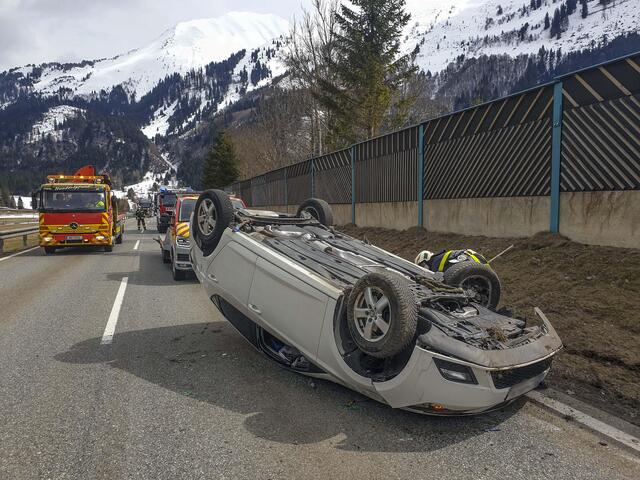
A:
[
  {"left": 433, "top": 358, "right": 477, "bottom": 384},
  {"left": 176, "top": 236, "right": 190, "bottom": 246}
]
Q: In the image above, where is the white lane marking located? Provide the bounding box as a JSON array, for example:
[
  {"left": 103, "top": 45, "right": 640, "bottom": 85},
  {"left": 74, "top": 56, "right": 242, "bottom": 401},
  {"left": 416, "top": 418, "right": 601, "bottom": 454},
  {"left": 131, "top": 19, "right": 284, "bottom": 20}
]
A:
[
  {"left": 100, "top": 276, "right": 129, "bottom": 345},
  {"left": 0, "top": 246, "right": 40, "bottom": 263},
  {"left": 527, "top": 390, "right": 640, "bottom": 453},
  {"left": 133, "top": 240, "right": 140, "bottom": 250}
]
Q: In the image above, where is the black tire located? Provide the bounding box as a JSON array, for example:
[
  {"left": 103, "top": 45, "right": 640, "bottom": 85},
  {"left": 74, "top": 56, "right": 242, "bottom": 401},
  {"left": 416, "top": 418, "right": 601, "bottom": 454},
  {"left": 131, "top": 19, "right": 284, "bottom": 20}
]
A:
[
  {"left": 104, "top": 243, "right": 113, "bottom": 252},
  {"left": 43, "top": 246, "right": 56, "bottom": 254},
  {"left": 192, "top": 189, "right": 234, "bottom": 256},
  {"left": 172, "top": 257, "right": 186, "bottom": 281},
  {"left": 296, "top": 198, "right": 334, "bottom": 226},
  {"left": 347, "top": 271, "right": 417, "bottom": 359},
  {"left": 162, "top": 248, "right": 171, "bottom": 264},
  {"left": 443, "top": 261, "right": 501, "bottom": 309}
]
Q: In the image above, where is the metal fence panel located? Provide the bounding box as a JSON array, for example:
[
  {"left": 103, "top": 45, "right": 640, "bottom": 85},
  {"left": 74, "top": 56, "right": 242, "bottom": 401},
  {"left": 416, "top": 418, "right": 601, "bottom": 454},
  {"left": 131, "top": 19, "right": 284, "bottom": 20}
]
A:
[
  {"left": 424, "top": 117, "right": 552, "bottom": 199},
  {"left": 285, "top": 160, "right": 312, "bottom": 205},
  {"left": 250, "top": 175, "right": 267, "bottom": 207},
  {"left": 355, "top": 127, "right": 418, "bottom": 203},
  {"left": 263, "top": 167, "right": 286, "bottom": 205},
  {"left": 238, "top": 179, "right": 252, "bottom": 207},
  {"left": 314, "top": 149, "right": 352, "bottom": 204},
  {"left": 561, "top": 94, "right": 640, "bottom": 191}
]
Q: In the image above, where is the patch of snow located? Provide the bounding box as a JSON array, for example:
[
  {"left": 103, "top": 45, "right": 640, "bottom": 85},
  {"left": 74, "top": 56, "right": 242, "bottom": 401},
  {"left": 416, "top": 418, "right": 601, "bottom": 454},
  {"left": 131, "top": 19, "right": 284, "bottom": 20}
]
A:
[
  {"left": 141, "top": 101, "right": 178, "bottom": 139},
  {"left": 9, "top": 196, "right": 33, "bottom": 210},
  {"left": 28, "top": 105, "right": 84, "bottom": 143}
]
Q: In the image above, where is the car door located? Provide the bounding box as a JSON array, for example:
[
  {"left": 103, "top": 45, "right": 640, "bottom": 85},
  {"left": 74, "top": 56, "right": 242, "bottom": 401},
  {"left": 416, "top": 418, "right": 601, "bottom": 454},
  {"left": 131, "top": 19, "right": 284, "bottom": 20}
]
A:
[
  {"left": 248, "top": 257, "right": 329, "bottom": 358},
  {"left": 205, "top": 240, "right": 257, "bottom": 308}
]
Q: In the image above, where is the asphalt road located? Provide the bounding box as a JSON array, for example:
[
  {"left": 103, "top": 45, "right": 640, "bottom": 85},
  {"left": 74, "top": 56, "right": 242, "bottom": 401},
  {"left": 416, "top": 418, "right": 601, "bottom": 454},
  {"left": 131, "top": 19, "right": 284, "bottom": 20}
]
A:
[{"left": 0, "top": 220, "right": 638, "bottom": 480}]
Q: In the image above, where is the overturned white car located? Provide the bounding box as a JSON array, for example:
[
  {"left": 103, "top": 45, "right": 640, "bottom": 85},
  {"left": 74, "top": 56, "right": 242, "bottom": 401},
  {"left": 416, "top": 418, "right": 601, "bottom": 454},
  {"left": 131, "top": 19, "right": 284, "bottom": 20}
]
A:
[{"left": 190, "top": 190, "right": 563, "bottom": 415}]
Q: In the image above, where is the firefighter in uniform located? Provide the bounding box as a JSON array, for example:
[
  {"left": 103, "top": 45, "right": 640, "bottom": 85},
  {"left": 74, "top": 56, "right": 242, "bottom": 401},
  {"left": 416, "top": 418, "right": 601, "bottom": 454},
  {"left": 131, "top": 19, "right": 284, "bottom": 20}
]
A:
[
  {"left": 415, "top": 249, "right": 489, "bottom": 272},
  {"left": 136, "top": 204, "right": 147, "bottom": 232}
]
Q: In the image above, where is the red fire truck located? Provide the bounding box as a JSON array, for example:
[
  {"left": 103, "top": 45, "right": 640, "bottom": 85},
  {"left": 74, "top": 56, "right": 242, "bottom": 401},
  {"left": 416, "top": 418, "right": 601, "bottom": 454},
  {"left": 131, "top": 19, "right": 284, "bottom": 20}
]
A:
[{"left": 33, "top": 165, "right": 126, "bottom": 254}]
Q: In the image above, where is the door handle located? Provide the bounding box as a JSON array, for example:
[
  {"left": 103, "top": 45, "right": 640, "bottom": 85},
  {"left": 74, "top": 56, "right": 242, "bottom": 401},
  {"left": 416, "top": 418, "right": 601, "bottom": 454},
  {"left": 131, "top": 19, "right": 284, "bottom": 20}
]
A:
[{"left": 248, "top": 304, "right": 262, "bottom": 315}]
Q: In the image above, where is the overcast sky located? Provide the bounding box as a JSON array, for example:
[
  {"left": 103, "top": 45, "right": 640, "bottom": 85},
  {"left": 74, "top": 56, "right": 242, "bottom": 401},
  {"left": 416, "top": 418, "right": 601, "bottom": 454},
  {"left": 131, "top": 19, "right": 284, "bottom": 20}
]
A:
[{"left": 0, "top": 0, "right": 309, "bottom": 71}]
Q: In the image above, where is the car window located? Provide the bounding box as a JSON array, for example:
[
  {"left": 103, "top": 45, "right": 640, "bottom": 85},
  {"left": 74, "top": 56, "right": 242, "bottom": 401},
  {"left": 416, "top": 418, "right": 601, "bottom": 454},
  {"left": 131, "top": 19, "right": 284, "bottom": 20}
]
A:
[{"left": 178, "top": 199, "right": 196, "bottom": 222}]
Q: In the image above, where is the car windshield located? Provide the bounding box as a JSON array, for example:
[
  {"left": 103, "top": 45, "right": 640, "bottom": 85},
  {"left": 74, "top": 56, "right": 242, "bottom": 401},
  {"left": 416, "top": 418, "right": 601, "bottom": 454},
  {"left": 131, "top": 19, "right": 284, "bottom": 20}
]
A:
[
  {"left": 42, "top": 187, "right": 107, "bottom": 212},
  {"left": 178, "top": 199, "right": 196, "bottom": 222},
  {"left": 162, "top": 193, "right": 176, "bottom": 207}
]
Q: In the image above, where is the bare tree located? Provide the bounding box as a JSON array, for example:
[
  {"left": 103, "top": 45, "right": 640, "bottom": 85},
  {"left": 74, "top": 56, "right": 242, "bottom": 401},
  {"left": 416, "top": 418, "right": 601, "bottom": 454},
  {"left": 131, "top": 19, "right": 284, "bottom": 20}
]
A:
[
  {"left": 283, "top": 0, "right": 340, "bottom": 155},
  {"left": 228, "top": 88, "right": 310, "bottom": 177}
]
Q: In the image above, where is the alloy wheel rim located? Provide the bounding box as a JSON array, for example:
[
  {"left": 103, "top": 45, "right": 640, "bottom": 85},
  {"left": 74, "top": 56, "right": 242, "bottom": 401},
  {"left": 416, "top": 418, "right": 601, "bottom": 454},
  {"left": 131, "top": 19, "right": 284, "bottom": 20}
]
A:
[
  {"left": 197, "top": 198, "right": 216, "bottom": 235},
  {"left": 353, "top": 286, "right": 391, "bottom": 342}
]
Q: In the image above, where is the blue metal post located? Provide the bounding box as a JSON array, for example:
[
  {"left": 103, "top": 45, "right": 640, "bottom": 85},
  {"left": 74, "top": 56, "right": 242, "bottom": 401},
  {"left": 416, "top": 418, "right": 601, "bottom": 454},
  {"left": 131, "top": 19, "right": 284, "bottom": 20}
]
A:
[
  {"left": 310, "top": 158, "right": 315, "bottom": 197},
  {"left": 351, "top": 145, "right": 356, "bottom": 224},
  {"left": 550, "top": 81, "right": 563, "bottom": 234},
  {"left": 417, "top": 124, "right": 425, "bottom": 227}
]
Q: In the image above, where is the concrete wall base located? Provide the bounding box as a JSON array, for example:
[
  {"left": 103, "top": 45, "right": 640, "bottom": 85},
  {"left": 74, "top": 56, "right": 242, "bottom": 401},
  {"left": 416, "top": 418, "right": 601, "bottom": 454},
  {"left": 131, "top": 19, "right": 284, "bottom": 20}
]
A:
[
  {"left": 355, "top": 202, "right": 419, "bottom": 230},
  {"left": 559, "top": 191, "right": 640, "bottom": 249},
  {"left": 424, "top": 196, "right": 550, "bottom": 238},
  {"left": 252, "top": 192, "right": 639, "bottom": 249}
]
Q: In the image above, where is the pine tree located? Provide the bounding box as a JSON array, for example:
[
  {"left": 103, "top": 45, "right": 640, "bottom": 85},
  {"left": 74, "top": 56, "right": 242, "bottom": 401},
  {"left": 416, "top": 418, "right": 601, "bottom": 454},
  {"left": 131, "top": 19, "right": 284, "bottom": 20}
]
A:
[
  {"left": 318, "top": 0, "right": 417, "bottom": 144},
  {"left": 550, "top": 8, "right": 561, "bottom": 38},
  {"left": 17, "top": 197, "right": 24, "bottom": 209},
  {"left": 580, "top": 0, "right": 589, "bottom": 18},
  {"left": 202, "top": 131, "right": 239, "bottom": 189},
  {"left": 544, "top": 12, "right": 550, "bottom": 30},
  {"left": 9, "top": 196, "right": 17, "bottom": 208}
]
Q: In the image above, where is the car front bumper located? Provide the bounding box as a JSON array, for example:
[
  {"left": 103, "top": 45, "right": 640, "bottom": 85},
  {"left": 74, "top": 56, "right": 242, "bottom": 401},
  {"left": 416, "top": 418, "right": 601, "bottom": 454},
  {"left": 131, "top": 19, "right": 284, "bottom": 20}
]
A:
[
  {"left": 372, "top": 344, "right": 556, "bottom": 414},
  {"left": 174, "top": 244, "right": 193, "bottom": 271}
]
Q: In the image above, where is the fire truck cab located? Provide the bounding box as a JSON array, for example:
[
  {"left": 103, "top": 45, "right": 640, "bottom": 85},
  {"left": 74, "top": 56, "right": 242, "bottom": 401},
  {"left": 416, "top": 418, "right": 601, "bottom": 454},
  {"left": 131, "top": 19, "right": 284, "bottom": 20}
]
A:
[
  {"left": 155, "top": 187, "right": 177, "bottom": 234},
  {"left": 32, "top": 165, "right": 125, "bottom": 254}
]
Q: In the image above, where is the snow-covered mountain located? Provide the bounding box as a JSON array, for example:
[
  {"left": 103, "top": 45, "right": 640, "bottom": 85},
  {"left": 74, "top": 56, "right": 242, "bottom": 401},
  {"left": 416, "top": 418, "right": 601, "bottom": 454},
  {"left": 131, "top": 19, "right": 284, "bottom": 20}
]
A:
[
  {"left": 9, "top": 11, "right": 289, "bottom": 99},
  {"left": 1, "top": 1, "right": 638, "bottom": 195},
  {"left": 404, "top": 0, "right": 639, "bottom": 74}
]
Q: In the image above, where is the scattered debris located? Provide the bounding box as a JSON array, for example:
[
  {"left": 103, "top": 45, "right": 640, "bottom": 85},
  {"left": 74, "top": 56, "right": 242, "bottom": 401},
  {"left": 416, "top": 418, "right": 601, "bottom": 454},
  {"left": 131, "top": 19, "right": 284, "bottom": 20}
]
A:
[{"left": 484, "top": 427, "right": 501, "bottom": 432}]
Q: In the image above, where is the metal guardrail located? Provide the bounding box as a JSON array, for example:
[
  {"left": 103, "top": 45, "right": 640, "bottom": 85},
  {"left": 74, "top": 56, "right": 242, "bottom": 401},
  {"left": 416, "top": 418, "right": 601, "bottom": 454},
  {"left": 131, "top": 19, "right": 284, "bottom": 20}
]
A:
[{"left": 0, "top": 226, "right": 39, "bottom": 254}]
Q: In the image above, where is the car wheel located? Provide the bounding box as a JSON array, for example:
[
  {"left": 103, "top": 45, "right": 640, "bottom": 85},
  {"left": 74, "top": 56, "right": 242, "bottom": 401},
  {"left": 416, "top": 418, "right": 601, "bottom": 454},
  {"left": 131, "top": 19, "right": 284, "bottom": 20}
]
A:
[
  {"left": 192, "top": 189, "right": 234, "bottom": 256},
  {"left": 443, "top": 261, "right": 501, "bottom": 309},
  {"left": 347, "top": 271, "right": 417, "bottom": 359},
  {"left": 162, "top": 248, "right": 171, "bottom": 264},
  {"left": 43, "top": 246, "right": 56, "bottom": 254},
  {"left": 296, "top": 198, "right": 334, "bottom": 226},
  {"left": 104, "top": 243, "right": 113, "bottom": 252},
  {"left": 172, "top": 257, "right": 186, "bottom": 281}
]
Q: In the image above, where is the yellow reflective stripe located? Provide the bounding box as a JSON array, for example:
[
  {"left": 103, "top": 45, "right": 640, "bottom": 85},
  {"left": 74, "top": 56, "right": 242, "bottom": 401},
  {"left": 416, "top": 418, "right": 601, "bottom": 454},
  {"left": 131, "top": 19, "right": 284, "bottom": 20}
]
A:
[
  {"left": 467, "top": 252, "right": 481, "bottom": 263},
  {"left": 438, "top": 251, "right": 452, "bottom": 272}
]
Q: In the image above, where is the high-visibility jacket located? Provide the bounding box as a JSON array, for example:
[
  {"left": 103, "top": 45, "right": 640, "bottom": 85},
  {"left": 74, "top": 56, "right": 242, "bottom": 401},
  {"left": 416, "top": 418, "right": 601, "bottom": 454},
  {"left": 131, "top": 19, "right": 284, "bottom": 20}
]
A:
[{"left": 427, "top": 249, "right": 489, "bottom": 272}]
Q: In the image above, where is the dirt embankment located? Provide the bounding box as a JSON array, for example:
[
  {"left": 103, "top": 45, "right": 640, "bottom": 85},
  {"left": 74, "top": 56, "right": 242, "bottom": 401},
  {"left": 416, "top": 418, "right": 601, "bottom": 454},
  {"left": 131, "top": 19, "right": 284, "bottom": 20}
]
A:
[{"left": 338, "top": 225, "right": 640, "bottom": 425}]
